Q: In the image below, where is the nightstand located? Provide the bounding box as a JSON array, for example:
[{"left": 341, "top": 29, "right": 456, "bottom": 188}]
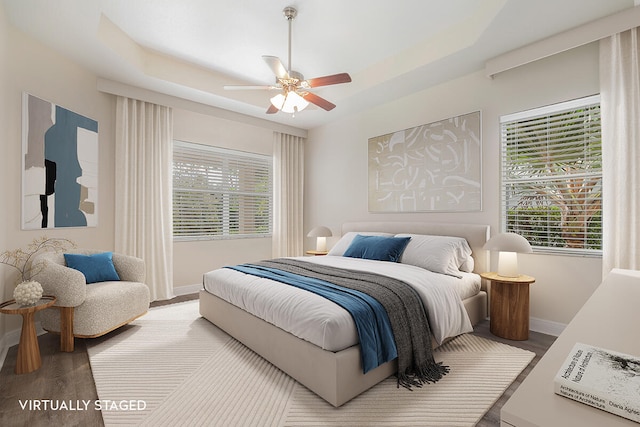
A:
[
  {"left": 0, "top": 296, "right": 57, "bottom": 374},
  {"left": 305, "top": 250, "right": 328, "bottom": 256},
  {"left": 480, "top": 272, "right": 535, "bottom": 341}
]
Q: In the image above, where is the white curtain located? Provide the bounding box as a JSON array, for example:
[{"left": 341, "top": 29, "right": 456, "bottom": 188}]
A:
[
  {"left": 272, "top": 132, "right": 305, "bottom": 257},
  {"left": 115, "top": 97, "right": 174, "bottom": 301},
  {"left": 600, "top": 27, "right": 640, "bottom": 275}
]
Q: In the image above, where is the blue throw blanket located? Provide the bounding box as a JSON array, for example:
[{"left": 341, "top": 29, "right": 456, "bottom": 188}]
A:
[{"left": 227, "top": 263, "right": 397, "bottom": 373}]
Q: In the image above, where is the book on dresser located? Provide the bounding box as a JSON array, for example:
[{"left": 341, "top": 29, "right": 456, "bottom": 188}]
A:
[{"left": 554, "top": 342, "right": 640, "bottom": 423}]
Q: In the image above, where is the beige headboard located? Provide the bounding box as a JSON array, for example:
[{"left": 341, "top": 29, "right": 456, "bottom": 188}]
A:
[{"left": 341, "top": 221, "right": 490, "bottom": 274}]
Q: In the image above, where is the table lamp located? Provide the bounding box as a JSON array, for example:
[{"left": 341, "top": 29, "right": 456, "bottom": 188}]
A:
[
  {"left": 307, "top": 226, "right": 332, "bottom": 252},
  {"left": 483, "top": 232, "right": 532, "bottom": 277}
]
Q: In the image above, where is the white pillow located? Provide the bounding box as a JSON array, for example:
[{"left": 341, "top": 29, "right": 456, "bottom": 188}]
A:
[
  {"left": 395, "top": 233, "right": 472, "bottom": 278},
  {"left": 327, "top": 232, "right": 394, "bottom": 256},
  {"left": 459, "top": 255, "right": 475, "bottom": 273}
]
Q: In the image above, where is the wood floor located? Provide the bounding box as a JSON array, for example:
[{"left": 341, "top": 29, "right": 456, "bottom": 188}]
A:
[{"left": 0, "top": 294, "right": 555, "bottom": 426}]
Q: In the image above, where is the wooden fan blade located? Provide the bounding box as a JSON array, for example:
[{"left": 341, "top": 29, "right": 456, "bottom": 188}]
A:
[
  {"left": 306, "top": 73, "right": 352, "bottom": 88},
  {"left": 223, "top": 85, "right": 279, "bottom": 90},
  {"left": 302, "top": 92, "right": 336, "bottom": 111},
  {"left": 266, "top": 104, "right": 279, "bottom": 114},
  {"left": 262, "top": 56, "right": 289, "bottom": 79}
]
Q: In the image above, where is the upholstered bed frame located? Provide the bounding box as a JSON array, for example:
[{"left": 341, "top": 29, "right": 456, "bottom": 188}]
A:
[{"left": 199, "top": 221, "right": 490, "bottom": 407}]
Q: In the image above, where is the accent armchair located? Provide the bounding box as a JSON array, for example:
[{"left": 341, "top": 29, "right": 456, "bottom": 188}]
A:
[{"left": 33, "top": 249, "right": 150, "bottom": 352}]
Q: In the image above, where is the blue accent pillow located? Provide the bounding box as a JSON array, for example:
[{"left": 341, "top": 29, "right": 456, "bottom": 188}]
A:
[
  {"left": 64, "top": 252, "right": 121, "bottom": 284},
  {"left": 343, "top": 234, "right": 411, "bottom": 262}
]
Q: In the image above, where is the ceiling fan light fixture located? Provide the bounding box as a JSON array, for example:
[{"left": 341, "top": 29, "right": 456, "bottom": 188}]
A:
[
  {"left": 270, "top": 91, "right": 309, "bottom": 114},
  {"left": 226, "top": 6, "right": 351, "bottom": 115}
]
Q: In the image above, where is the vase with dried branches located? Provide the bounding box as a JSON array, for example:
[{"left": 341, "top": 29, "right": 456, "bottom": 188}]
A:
[{"left": 1, "top": 236, "right": 76, "bottom": 305}]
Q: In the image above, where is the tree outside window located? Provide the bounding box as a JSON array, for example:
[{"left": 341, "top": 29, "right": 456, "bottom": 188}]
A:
[{"left": 500, "top": 95, "right": 602, "bottom": 255}]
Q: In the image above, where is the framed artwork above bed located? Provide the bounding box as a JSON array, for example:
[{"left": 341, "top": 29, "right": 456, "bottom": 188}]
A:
[{"left": 368, "top": 111, "right": 481, "bottom": 212}]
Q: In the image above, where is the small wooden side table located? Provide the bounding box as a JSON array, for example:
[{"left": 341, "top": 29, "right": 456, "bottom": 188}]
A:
[
  {"left": 0, "top": 296, "right": 56, "bottom": 374},
  {"left": 305, "top": 250, "right": 328, "bottom": 256},
  {"left": 480, "top": 272, "right": 535, "bottom": 341}
]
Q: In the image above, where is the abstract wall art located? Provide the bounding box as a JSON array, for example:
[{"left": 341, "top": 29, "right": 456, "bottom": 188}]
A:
[
  {"left": 368, "top": 111, "right": 481, "bottom": 212},
  {"left": 22, "top": 93, "right": 98, "bottom": 229}
]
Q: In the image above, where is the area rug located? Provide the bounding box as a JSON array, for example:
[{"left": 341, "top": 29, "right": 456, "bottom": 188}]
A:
[{"left": 87, "top": 301, "right": 534, "bottom": 426}]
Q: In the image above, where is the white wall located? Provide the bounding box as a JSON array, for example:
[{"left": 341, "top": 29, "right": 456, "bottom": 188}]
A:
[
  {"left": 172, "top": 108, "right": 274, "bottom": 290},
  {"left": 305, "top": 43, "right": 603, "bottom": 330},
  {"left": 0, "top": 2, "right": 10, "bottom": 340},
  {"left": 1, "top": 21, "right": 116, "bottom": 339}
]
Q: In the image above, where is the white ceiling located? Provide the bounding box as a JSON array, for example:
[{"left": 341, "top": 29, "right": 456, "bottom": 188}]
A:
[{"left": 2, "top": 0, "right": 635, "bottom": 130}]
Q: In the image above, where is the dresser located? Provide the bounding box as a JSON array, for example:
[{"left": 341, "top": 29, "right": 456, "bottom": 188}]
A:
[{"left": 501, "top": 268, "right": 640, "bottom": 426}]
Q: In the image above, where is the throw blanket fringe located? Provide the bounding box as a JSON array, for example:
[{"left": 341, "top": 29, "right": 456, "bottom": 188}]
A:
[
  {"left": 399, "top": 361, "right": 450, "bottom": 390},
  {"left": 231, "top": 258, "right": 449, "bottom": 388}
]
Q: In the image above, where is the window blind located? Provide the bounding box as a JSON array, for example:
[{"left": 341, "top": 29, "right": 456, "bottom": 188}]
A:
[
  {"left": 500, "top": 95, "right": 602, "bottom": 255},
  {"left": 173, "top": 140, "right": 272, "bottom": 240}
]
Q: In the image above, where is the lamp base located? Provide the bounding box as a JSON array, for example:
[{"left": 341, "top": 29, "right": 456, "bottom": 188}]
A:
[
  {"left": 497, "top": 251, "right": 519, "bottom": 277},
  {"left": 315, "top": 237, "right": 327, "bottom": 252}
]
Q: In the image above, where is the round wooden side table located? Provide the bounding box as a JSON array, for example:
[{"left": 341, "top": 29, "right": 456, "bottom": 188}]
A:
[
  {"left": 480, "top": 272, "right": 535, "bottom": 341},
  {"left": 0, "top": 296, "right": 56, "bottom": 374}
]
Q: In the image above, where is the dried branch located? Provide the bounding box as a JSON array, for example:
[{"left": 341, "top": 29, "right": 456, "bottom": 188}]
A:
[{"left": 0, "top": 236, "right": 76, "bottom": 284}]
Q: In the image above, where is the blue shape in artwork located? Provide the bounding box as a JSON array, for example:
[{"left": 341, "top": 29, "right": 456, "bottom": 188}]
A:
[{"left": 44, "top": 106, "right": 98, "bottom": 227}]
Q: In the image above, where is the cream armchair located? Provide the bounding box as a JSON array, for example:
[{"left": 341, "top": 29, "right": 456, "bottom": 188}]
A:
[{"left": 33, "top": 249, "right": 150, "bottom": 352}]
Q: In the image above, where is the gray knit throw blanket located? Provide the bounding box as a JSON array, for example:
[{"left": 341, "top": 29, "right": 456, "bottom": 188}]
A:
[{"left": 251, "top": 258, "right": 449, "bottom": 389}]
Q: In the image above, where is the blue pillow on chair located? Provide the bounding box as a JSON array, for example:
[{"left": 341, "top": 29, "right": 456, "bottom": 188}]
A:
[
  {"left": 343, "top": 234, "right": 411, "bottom": 262},
  {"left": 64, "top": 252, "right": 121, "bottom": 284}
]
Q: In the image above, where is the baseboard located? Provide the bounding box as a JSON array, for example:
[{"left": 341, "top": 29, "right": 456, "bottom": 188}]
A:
[
  {"left": 529, "top": 317, "right": 566, "bottom": 337},
  {"left": 0, "top": 333, "right": 9, "bottom": 373},
  {"left": 0, "top": 326, "right": 22, "bottom": 370},
  {"left": 173, "top": 283, "right": 202, "bottom": 297},
  {"left": 0, "top": 322, "right": 46, "bottom": 371}
]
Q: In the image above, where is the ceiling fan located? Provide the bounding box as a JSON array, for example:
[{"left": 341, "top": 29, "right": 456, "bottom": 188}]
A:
[{"left": 224, "top": 6, "right": 352, "bottom": 116}]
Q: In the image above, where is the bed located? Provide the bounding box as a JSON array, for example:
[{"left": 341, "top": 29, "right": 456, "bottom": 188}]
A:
[{"left": 199, "top": 221, "right": 490, "bottom": 407}]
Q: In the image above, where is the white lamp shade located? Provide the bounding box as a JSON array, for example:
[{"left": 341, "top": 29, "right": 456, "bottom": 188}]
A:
[
  {"left": 307, "top": 226, "right": 332, "bottom": 252},
  {"left": 270, "top": 92, "right": 309, "bottom": 114},
  {"left": 307, "top": 226, "right": 332, "bottom": 238},
  {"left": 483, "top": 233, "right": 533, "bottom": 253},
  {"left": 483, "top": 233, "right": 532, "bottom": 277}
]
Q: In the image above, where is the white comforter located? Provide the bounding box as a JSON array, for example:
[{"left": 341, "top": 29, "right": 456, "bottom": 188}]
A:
[{"left": 203, "top": 256, "right": 478, "bottom": 352}]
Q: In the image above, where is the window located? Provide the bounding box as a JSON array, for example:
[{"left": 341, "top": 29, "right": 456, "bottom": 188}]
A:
[
  {"left": 173, "top": 140, "right": 272, "bottom": 240},
  {"left": 500, "top": 95, "right": 602, "bottom": 255}
]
